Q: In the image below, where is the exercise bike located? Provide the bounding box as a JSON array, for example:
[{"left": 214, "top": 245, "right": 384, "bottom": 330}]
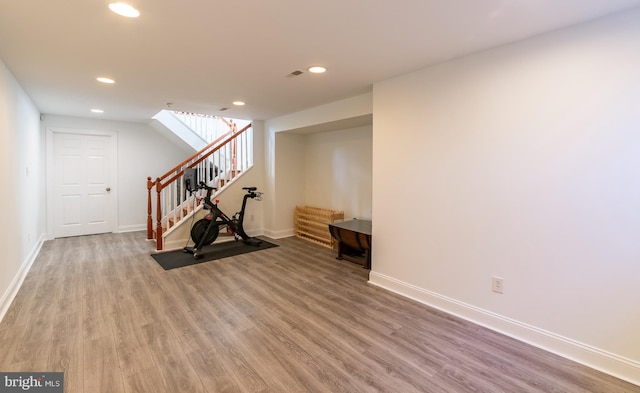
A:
[{"left": 184, "top": 182, "right": 263, "bottom": 259}]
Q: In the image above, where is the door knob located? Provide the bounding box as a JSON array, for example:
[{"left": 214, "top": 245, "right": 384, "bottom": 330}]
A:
[{"left": 106, "top": 187, "right": 111, "bottom": 192}]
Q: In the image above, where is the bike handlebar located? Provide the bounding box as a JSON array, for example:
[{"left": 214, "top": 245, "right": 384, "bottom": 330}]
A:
[{"left": 195, "top": 182, "right": 262, "bottom": 200}]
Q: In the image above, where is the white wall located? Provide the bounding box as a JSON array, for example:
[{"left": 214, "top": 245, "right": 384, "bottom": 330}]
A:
[
  {"left": 304, "top": 125, "right": 372, "bottom": 220},
  {"left": 0, "top": 59, "right": 45, "bottom": 320},
  {"left": 270, "top": 132, "right": 306, "bottom": 237},
  {"left": 262, "top": 125, "right": 373, "bottom": 237},
  {"left": 370, "top": 9, "right": 640, "bottom": 384},
  {"left": 42, "top": 115, "right": 194, "bottom": 233}
]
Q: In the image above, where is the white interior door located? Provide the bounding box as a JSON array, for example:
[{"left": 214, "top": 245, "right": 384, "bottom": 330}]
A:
[{"left": 52, "top": 131, "right": 115, "bottom": 238}]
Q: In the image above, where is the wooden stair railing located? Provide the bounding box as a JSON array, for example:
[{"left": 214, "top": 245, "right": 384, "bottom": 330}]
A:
[{"left": 147, "top": 122, "right": 252, "bottom": 250}]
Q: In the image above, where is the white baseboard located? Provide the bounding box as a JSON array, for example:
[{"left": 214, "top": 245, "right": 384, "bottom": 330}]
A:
[
  {"left": 368, "top": 271, "right": 640, "bottom": 387},
  {"left": 263, "top": 228, "right": 294, "bottom": 239},
  {"left": 0, "top": 233, "right": 45, "bottom": 323},
  {"left": 246, "top": 228, "right": 264, "bottom": 238},
  {"left": 117, "top": 224, "right": 146, "bottom": 233}
]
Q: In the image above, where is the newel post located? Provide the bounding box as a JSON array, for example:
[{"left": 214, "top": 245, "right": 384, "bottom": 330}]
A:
[
  {"left": 146, "top": 177, "right": 154, "bottom": 240},
  {"left": 155, "top": 178, "right": 163, "bottom": 250}
]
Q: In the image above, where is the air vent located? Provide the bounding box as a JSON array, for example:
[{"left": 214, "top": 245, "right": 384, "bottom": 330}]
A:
[{"left": 286, "top": 70, "right": 304, "bottom": 78}]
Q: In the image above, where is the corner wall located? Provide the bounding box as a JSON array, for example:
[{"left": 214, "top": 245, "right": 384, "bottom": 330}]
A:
[
  {"left": 370, "top": 9, "right": 640, "bottom": 384},
  {"left": 264, "top": 93, "right": 372, "bottom": 237},
  {"left": 0, "top": 59, "right": 45, "bottom": 321}
]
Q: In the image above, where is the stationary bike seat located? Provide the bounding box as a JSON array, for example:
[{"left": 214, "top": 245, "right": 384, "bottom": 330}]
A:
[{"left": 242, "top": 187, "right": 257, "bottom": 192}]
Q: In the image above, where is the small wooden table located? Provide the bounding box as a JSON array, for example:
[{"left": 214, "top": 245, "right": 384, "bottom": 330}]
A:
[{"left": 328, "top": 219, "right": 372, "bottom": 269}]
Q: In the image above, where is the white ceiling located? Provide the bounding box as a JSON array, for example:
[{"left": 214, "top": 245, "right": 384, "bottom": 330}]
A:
[{"left": 1, "top": 0, "right": 639, "bottom": 123}]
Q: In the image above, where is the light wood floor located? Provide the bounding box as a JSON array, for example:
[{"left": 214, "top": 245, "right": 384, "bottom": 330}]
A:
[{"left": 0, "top": 232, "right": 638, "bottom": 393}]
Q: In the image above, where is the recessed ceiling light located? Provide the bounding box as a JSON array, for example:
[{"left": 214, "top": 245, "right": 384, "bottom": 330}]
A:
[
  {"left": 97, "top": 77, "right": 115, "bottom": 84},
  {"left": 108, "top": 2, "right": 140, "bottom": 18},
  {"left": 91, "top": 109, "right": 104, "bottom": 113},
  {"left": 308, "top": 66, "right": 327, "bottom": 74},
  {"left": 233, "top": 101, "right": 245, "bottom": 106}
]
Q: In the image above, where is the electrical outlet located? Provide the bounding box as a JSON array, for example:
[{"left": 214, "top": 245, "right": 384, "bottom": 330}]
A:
[{"left": 492, "top": 276, "right": 504, "bottom": 294}]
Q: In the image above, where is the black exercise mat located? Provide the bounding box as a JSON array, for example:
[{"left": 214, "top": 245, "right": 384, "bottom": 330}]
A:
[{"left": 151, "top": 239, "right": 278, "bottom": 270}]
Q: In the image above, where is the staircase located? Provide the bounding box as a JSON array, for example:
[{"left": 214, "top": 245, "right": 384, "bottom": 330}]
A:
[{"left": 147, "top": 115, "right": 253, "bottom": 251}]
